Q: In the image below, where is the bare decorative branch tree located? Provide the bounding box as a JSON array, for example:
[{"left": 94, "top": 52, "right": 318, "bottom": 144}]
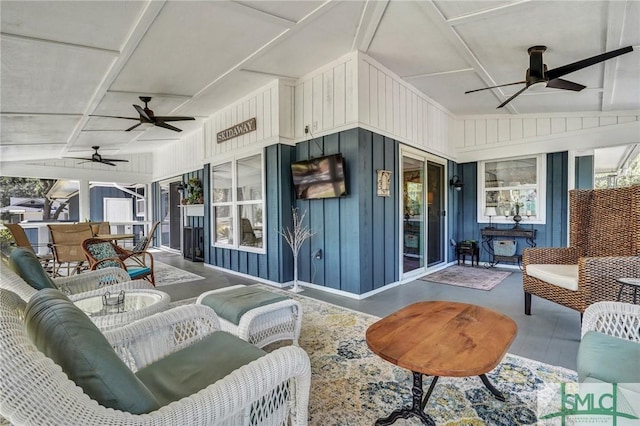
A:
[{"left": 279, "top": 207, "right": 315, "bottom": 293}]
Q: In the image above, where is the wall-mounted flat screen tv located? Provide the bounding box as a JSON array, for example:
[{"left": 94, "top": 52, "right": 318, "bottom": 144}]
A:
[{"left": 291, "top": 153, "right": 347, "bottom": 200}]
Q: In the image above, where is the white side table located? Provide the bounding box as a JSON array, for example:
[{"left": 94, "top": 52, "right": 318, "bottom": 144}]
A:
[
  {"left": 74, "top": 288, "right": 170, "bottom": 330},
  {"left": 616, "top": 277, "right": 640, "bottom": 303}
]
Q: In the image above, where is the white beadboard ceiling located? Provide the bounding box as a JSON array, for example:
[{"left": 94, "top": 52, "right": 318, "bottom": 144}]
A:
[{"left": 1, "top": 0, "right": 638, "bottom": 166}]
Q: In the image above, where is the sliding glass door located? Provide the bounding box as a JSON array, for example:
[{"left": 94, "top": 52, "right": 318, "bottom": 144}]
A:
[
  {"left": 402, "top": 156, "right": 425, "bottom": 274},
  {"left": 401, "top": 147, "right": 447, "bottom": 278},
  {"left": 159, "top": 179, "right": 182, "bottom": 251}
]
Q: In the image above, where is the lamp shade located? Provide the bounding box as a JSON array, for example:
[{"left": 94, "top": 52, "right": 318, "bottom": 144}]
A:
[{"left": 485, "top": 207, "right": 497, "bottom": 217}]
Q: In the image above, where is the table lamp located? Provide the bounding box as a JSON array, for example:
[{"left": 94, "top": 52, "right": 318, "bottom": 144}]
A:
[{"left": 485, "top": 207, "right": 497, "bottom": 228}]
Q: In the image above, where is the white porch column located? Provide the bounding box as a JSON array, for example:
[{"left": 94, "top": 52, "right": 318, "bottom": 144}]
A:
[{"left": 78, "top": 179, "right": 90, "bottom": 221}]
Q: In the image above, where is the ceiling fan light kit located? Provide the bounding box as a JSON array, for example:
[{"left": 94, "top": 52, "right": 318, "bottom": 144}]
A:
[
  {"left": 465, "top": 45, "right": 634, "bottom": 108},
  {"left": 90, "top": 96, "right": 195, "bottom": 132}
]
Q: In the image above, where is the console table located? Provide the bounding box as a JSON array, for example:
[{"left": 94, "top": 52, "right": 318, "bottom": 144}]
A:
[{"left": 480, "top": 227, "right": 536, "bottom": 269}]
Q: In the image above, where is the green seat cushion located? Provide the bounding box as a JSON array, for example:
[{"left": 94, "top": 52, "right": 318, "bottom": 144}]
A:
[
  {"left": 577, "top": 331, "right": 640, "bottom": 384},
  {"left": 9, "top": 247, "right": 57, "bottom": 290},
  {"left": 136, "top": 331, "right": 266, "bottom": 406},
  {"left": 24, "top": 288, "right": 160, "bottom": 414},
  {"left": 198, "top": 286, "right": 288, "bottom": 325}
]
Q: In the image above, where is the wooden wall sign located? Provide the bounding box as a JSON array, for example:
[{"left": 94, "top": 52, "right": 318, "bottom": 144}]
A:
[{"left": 217, "top": 117, "right": 257, "bottom": 143}]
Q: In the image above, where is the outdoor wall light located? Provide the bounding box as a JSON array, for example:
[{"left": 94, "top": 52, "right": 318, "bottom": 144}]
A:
[{"left": 450, "top": 175, "right": 464, "bottom": 191}]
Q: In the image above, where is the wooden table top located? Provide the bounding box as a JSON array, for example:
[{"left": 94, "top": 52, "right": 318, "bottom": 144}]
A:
[{"left": 366, "top": 301, "right": 517, "bottom": 377}]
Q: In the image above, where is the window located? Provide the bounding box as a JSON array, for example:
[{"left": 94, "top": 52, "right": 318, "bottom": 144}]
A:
[
  {"left": 478, "top": 155, "right": 546, "bottom": 225},
  {"left": 212, "top": 153, "right": 264, "bottom": 251}
]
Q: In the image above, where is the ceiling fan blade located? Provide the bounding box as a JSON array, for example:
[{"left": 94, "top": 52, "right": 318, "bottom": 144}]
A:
[
  {"left": 497, "top": 85, "right": 530, "bottom": 108},
  {"left": 101, "top": 158, "right": 129, "bottom": 163},
  {"left": 89, "top": 114, "right": 139, "bottom": 121},
  {"left": 133, "top": 104, "right": 152, "bottom": 122},
  {"left": 102, "top": 161, "right": 117, "bottom": 167},
  {"left": 546, "top": 78, "right": 586, "bottom": 92},
  {"left": 153, "top": 116, "right": 195, "bottom": 122},
  {"left": 66, "top": 156, "right": 93, "bottom": 161},
  {"left": 465, "top": 81, "right": 527, "bottom": 94},
  {"left": 125, "top": 122, "right": 142, "bottom": 132},
  {"left": 546, "top": 46, "right": 633, "bottom": 80},
  {"left": 154, "top": 122, "right": 183, "bottom": 132}
]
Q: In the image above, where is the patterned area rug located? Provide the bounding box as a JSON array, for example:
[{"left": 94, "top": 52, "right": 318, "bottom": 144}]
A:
[
  {"left": 171, "top": 285, "right": 577, "bottom": 425},
  {"left": 153, "top": 261, "right": 204, "bottom": 287},
  {"left": 420, "top": 265, "right": 512, "bottom": 291}
]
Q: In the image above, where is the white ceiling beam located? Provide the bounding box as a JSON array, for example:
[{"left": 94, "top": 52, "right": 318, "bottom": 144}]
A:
[
  {"left": 416, "top": 1, "right": 521, "bottom": 114},
  {"left": 172, "top": 1, "right": 339, "bottom": 113},
  {"left": 351, "top": 0, "right": 389, "bottom": 53},
  {"left": 403, "top": 68, "right": 475, "bottom": 80},
  {"left": 229, "top": 1, "right": 297, "bottom": 27},
  {"left": 0, "top": 32, "right": 119, "bottom": 55},
  {"left": 443, "top": 0, "right": 532, "bottom": 26},
  {"left": 105, "top": 90, "right": 192, "bottom": 100},
  {"left": 601, "top": 0, "right": 629, "bottom": 111},
  {"left": 63, "top": 0, "right": 167, "bottom": 157}
]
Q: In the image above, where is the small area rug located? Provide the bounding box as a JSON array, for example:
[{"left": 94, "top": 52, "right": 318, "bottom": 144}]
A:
[
  {"left": 153, "top": 261, "right": 204, "bottom": 287},
  {"left": 170, "top": 285, "right": 577, "bottom": 425},
  {"left": 420, "top": 265, "right": 512, "bottom": 291}
]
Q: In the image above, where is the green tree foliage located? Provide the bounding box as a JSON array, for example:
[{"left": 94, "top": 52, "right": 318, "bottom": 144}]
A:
[
  {"left": 0, "top": 177, "right": 68, "bottom": 220},
  {"left": 595, "top": 153, "right": 640, "bottom": 189}
]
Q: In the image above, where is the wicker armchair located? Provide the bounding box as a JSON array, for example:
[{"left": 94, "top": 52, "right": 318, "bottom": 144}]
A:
[
  {"left": 0, "top": 289, "right": 311, "bottom": 425},
  {"left": 3, "top": 249, "right": 153, "bottom": 302},
  {"left": 523, "top": 185, "right": 640, "bottom": 315}
]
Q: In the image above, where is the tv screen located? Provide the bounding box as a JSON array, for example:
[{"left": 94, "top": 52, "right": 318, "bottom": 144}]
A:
[{"left": 291, "top": 153, "right": 347, "bottom": 200}]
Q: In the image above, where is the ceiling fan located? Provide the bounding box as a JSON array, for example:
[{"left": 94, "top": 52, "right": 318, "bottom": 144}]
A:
[
  {"left": 90, "top": 96, "right": 195, "bottom": 132},
  {"left": 65, "top": 146, "right": 129, "bottom": 167},
  {"left": 465, "top": 45, "right": 634, "bottom": 108}
]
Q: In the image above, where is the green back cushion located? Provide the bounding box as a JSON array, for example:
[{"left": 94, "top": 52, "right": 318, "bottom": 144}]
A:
[
  {"left": 9, "top": 247, "right": 57, "bottom": 290},
  {"left": 136, "top": 331, "right": 266, "bottom": 406},
  {"left": 24, "top": 288, "right": 160, "bottom": 414},
  {"left": 87, "top": 242, "right": 120, "bottom": 268},
  {"left": 198, "top": 286, "right": 288, "bottom": 325}
]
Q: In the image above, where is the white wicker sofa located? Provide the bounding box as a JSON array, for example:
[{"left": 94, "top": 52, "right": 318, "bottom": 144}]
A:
[{"left": 0, "top": 285, "right": 311, "bottom": 425}]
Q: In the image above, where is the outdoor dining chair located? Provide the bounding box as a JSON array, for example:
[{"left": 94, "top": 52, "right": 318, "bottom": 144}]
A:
[
  {"left": 82, "top": 238, "right": 155, "bottom": 285},
  {"left": 47, "top": 223, "right": 94, "bottom": 277},
  {"left": 4, "top": 223, "right": 53, "bottom": 272}
]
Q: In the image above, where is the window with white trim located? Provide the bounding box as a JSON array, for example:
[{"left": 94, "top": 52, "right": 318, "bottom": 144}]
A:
[
  {"left": 477, "top": 155, "right": 546, "bottom": 225},
  {"left": 211, "top": 153, "right": 264, "bottom": 251}
]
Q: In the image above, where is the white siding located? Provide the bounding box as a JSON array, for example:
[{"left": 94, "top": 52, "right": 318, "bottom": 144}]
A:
[
  {"left": 153, "top": 129, "right": 205, "bottom": 181},
  {"left": 454, "top": 113, "right": 640, "bottom": 163},
  {"left": 204, "top": 80, "right": 282, "bottom": 163},
  {"left": 358, "top": 54, "right": 456, "bottom": 159},
  {"left": 293, "top": 53, "right": 358, "bottom": 138}
]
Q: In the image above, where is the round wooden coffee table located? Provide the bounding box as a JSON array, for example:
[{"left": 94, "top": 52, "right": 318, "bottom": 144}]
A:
[{"left": 366, "top": 301, "right": 518, "bottom": 425}]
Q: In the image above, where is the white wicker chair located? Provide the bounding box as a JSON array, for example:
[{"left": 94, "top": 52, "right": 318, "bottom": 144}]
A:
[
  {"left": 581, "top": 300, "right": 640, "bottom": 341},
  {"left": 0, "top": 289, "right": 312, "bottom": 425},
  {"left": 196, "top": 285, "right": 303, "bottom": 348},
  {"left": 1, "top": 262, "right": 153, "bottom": 302}
]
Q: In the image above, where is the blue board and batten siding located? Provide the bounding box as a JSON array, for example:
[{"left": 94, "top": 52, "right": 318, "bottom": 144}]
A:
[
  {"left": 207, "top": 144, "right": 295, "bottom": 284},
  {"left": 450, "top": 152, "right": 569, "bottom": 263},
  {"left": 182, "top": 128, "right": 582, "bottom": 295},
  {"left": 204, "top": 128, "right": 400, "bottom": 294}
]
